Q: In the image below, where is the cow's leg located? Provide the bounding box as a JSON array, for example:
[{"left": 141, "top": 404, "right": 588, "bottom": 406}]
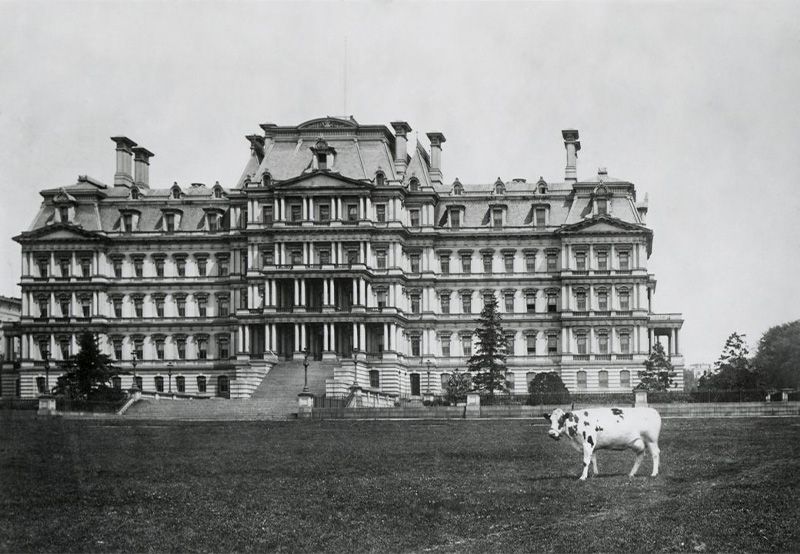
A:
[
  {"left": 629, "top": 439, "right": 646, "bottom": 477},
  {"left": 647, "top": 441, "right": 660, "bottom": 477},
  {"left": 580, "top": 442, "right": 594, "bottom": 481},
  {"left": 591, "top": 452, "right": 599, "bottom": 476}
]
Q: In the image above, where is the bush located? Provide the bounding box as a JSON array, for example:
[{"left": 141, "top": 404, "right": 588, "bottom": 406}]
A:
[{"left": 527, "top": 372, "right": 570, "bottom": 406}]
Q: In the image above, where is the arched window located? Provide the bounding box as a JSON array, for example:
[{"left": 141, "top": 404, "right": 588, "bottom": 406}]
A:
[
  {"left": 452, "top": 179, "right": 463, "bottom": 195},
  {"left": 494, "top": 178, "right": 505, "bottom": 195},
  {"left": 171, "top": 184, "right": 181, "bottom": 199},
  {"left": 375, "top": 171, "right": 385, "bottom": 187},
  {"left": 131, "top": 187, "right": 140, "bottom": 200},
  {"left": 262, "top": 172, "right": 272, "bottom": 187},
  {"left": 409, "top": 177, "right": 420, "bottom": 192},
  {"left": 217, "top": 375, "right": 230, "bottom": 398},
  {"left": 213, "top": 183, "right": 223, "bottom": 199}
]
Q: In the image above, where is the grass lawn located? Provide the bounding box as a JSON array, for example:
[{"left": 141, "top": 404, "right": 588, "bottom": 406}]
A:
[{"left": 0, "top": 415, "right": 798, "bottom": 553}]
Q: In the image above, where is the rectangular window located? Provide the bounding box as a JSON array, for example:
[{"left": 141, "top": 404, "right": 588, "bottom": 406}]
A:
[
  {"left": 504, "top": 293, "right": 514, "bottom": 313},
  {"left": 155, "top": 340, "right": 165, "bottom": 360},
  {"left": 319, "top": 204, "right": 330, "bottom": 222},
  {"left": 177, "top": 339, "right": 186, "bottom": 360},
  {"left": 59, "top": 206, "right": 69, "bottom": 223},
  {"left": 619, "top": 251, "right": 630, "bottom": 270},
  {"left": 291, "top": 205, "right": 302, "bottom": 222},
  {"left": 576, "top": 252, "right": 586, "bottom": 271},
  {"left": 156, "top": 298, "right": 165, "bottom": 318},
  {"left": 197, "top": 258, "right": 207, "bottom": 276},
  {"left": 37, "top": 259, "right": 49, "bottom": 278},
  {"left": 462, "top": 294, "right": 472, "bottom": 314},
  {"left": 410, "top": 295, "right": 420, "bottom": 314},
  {"left": 347, "top": 204, "right": 358, "bottom": 222},
  {"left": 547, "top": 295, "right": 557, "bottom": 313},
  {"left": 113, "top": 259, "right": 122, "bottom": 278},
  {"left": 218, "top": 338, "right": 229, "bottom": 359},
  {"left": 620, "top": 370, "right": 631, "bottom": 388},
  {"left": 598, "top": 334, "right": 609, "bottom": 354},
  {"left": 217, "top": 297, "right": 229, "bottom": 317},
  {"left": 410, "top": 255, "right": 420, "bottom": 274},
  {"left": 376, "top": 250, "right": 386, "bottom": 269},
  {"left": 207, "top": 214, "right": 219, "bottom": 232},
  {"left": 375, "top": 204, "right": 386, "bottom": 222},
  {"left": 197, "top": 376, "right": 207, "bottom": 393},
  {"left": 176, "top": 376, "right": 185, "bottom": 393},
  {"left": 505, "top": 334, "right": 515, "bottom": 355},
  {"left": 80, "top": 259, "right": 91, "bottom": 278},
  {"left": 535, "top": 207, "right": 547, "bottom": 228},
  {"left": 546, "top": 253, "right": 558, "bottom": 272},
  {"left": 263, "top": 251, "right": 275, "bottom": 266},
  {"left": 461, "top": 255, "right": 471, "bottom": 274},
  {"left": 504, "top": 254, "right": 514, "bottom": 273},
  {"left": 440, "top": 256, "right": 450, "bottom": 275},
  {"left": 134, "top": 259, "right": 143, "bottom": 278},
  {"left": 411, "top": 337, "right": 420, "bottom": 357},
  {"left": 596, "top": 198, "right": 608, "bottom": 215},
  {"left": 262, "top": 205, "right": 273, "bottom": 224},
  {"left": 155, "top": 376, "right": 164, "bottom": 392},
  {"left": 369, "top": 370, "right": 380, "bottom": 389},
  {"left": 134, "top": 298, "right": 143, "bottom": 318},
  {"left": 154, "top": 259, "right": 164, "bottom": 278},
  {"left": 197, "top": 339, "right": 208, "bottom": 360},
  {"left": 526, "top": 294, "right": 536, "bottom": 314},
  {"left": 441, "top": 339, "right": 450, "bottom": 358},
  {"left": 492, "top": 209, "right": 503, "bottom": 229},
  {"left": 440, "top": 294, "right": 450, "bottom": 314},
  {"left": 80, "top": 297, "right": 90, "bottom": 318},
  {"left": 177, "top": 298, "right": 186, "bottom": 317},
  {"left": 410, "top": 209, "right": 420, "bottom": 227},
  {"left": 123, "top": 214, "right": 133, "bottom": 233},
  {"left": 165, "top": 214, "right": 175, "bottom": 233},
  {"left": 314, "top": 249, "right": 328, "bottom": 265},
  {"left": 290, "top": 250, "right": 302, "bottom": 265},
  {"left": 347, "top": 249, "right": 359, "bottom": 265},
  {"left": 59, "top": 259, "right": 70, "bottom": 278},
  {"left": 547, "top": 334, "right": 557, "bottom": 354},
  {"left": 377, "top": 290, "right": 387, "bottom": 308},
  {"left": 133, "top": 340, "right": 144, "bottom": 360},
  {"left": 576, "top": 292, "right": 587, "bottom": 311},
  {"left": 483, "top": 293, "right": 494, "bottom": 309},
  {"left": 113, "top": 340, "right": 122, "bottom": 361},
  {"left": 176, "top": 258, "right": 186, "bottom": 277},
  {"left": 38, "top": 298, "right": 48, "bottom": 318},
  {"left": 526, "top": 334, "right": 537, "bottom": 355},
  {"left": 197, "top": 297, "right": 207, "bottom": 317},
  {"left": 217, "top": 258, "right": 229, "bottom": 276},
  {"left": 483, "top": 254, "right": 493, "bottom": 274},
  {"left": 525, "top": 253, "right": 536, "bottom": 273},
  {"left": 450, "top": 210, "right": 460, "bottom": 229},
  {"left": 461, "top": 336, "right": 472, "bottom": 357},
  {"left": 577, "top": 334, "right": 587, "bottom": 355},
  {"left": 597, "top": 292, "right": 608, "bottom": 311},
  {"left": 577, "top": 371, "right": 588, "bottom": 389},
  {"left": 597, "top": 252, "right": 608, "bottom": 271},
  {"left": 59, "top": 340, "right": 70, "bottom": 360},
  {"left": 59, "top": 298, "right": 70, "bottom": 318},
  {"left": 620, "top": 334, "right": 631, "bottom": 354}
]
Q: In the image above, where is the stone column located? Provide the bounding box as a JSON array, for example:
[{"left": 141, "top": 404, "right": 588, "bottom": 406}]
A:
[{"left": 359, "top": 323, "right": 367, "bottom": 352}]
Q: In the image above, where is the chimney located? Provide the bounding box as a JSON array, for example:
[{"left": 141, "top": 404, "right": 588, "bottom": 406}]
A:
[
  {"left": 562, "top": 129, "right": 581, "bottom": 183},
  {"left": 390, "top": 121, "right": 412, "bottom": 176},
  {"left": 111, "top": 136, "right": 137, "bottom": 187},
  {"left": 132, "top": 146, "right": 154, "bottom": 188},
  {"left": 426, "top": 131, "right": 446, "bottom": 185}
]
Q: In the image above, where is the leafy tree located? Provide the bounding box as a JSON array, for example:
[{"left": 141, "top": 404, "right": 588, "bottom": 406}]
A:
[
  {"left": 442, "top": 370, "right": 472, "bottom": 405},
  {"left": 753, "top": 320, "right": 800, "bottom": 390},
  {"left": 53, "top": 332, "right": 122, "bottom": 401},
  {"left": 636, "top": 341, "right": 676, "bottom": 391},
  {"left": 698, "top": 332, "right": 759, "bottom": 390},
  {"left": 527, "top": 371, "right": 570, "bottom": 405},
  {"left": 467, "top": 294, "right": 508, "bottom": 397}
]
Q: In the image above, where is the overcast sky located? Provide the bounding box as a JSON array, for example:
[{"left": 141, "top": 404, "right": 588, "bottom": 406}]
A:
[{"left": 1, "top": 1, "right": 798, "bottom": 365}]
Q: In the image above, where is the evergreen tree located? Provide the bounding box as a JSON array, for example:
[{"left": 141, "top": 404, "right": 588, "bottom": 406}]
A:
[
  {"left": 636, "top": 341, "right": 676, "bottom": 391},
  {"left": 467, "top": 294, "right": 508, "bottom": 397},
  {"left": 53, "top": 332, "right": 122, "bottom": 401},
  {"left": 752, "top": 320, "right": 800, "bottom": 390},
  {"left": 699, "top": 332, "right": 759, "bottom": 390}
]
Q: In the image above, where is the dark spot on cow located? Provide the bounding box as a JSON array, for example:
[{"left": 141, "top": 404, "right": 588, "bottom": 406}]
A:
[
  {"left": 558, "top": 414, "right": 568, "bottom": 427},
  {"left": 584, "top": 411, "right": 589, "bottom": 416},
  {"left": 587, "top": 436, "right": 594, "bottom": 446},
  {"left": 595, "top": 426, "right": 603, "bottom": 432},
  {"left": 584, "top": 421, "right": 590, "bottom": 426},
  {"left": 582, "top": 431, "right": 586, "bottom": 439},
  {"left": 570, "top": 414, "right": 579, "bottom": 423},
  {"left": 568, "top": 427, "right": 577, "bottom": 437},
  {"left": 583, "top": 462, "right": 588, "bottom": 467},
  {"left": 611, "top": 408, "right": 624, "bottom": 417}
]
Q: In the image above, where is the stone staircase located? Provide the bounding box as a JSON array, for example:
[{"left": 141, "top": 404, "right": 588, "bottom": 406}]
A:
[{"left": 123, "top": 360, "right": 336, "bottom": 421}]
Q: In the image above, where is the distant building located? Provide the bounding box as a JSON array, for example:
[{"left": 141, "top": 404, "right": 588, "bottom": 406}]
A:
[
  {"left": 10, "top": 116, "right": 684, "bottom": 399},
  {"left": 0, "top": 295, "right": 22, "bottom": 396}
]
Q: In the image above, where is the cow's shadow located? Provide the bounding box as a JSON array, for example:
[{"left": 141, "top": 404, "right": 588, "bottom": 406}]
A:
[{"left": 528, "top": 472, "right": 629, "bottom": 482}]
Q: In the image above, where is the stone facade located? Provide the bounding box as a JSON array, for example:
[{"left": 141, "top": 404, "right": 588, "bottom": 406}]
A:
[{"left": 9, "top": 116, "right": 684, "bottom": 399}]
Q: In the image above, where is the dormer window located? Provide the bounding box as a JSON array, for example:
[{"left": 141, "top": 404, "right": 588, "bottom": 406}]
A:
[
  {"left": 316, "top": 152, "right": 327, "bottom": 170},
  {"left": 312, "top": 139, "right": 334, "bottom": 171},
  {"left": 165, "top": 214, "right": 175, "bottom": 233},
  {"left": 596, "top": 198, "right": 608, "bottom": 215},
  {"left": 213, "top": 184, "right": 224, "bottom": 199},
  {"left": 536, "top": 178, "right": 548, "bottom": 194},
  {"left": 375, "top": 171, "right": 385, "bottom": 186},
  {"left": 492, "top": 208, "right": 503, "bottom": 229},
  {"left": 452, "top": 179, "right": 463, "bottom": 195},
  {"left": 450, "top": 209, "right": 461, "bottom": 229},
  {"left": 494, "top": 179, "right": 505, "bottom": 195},
  {"left": 171, "top": 184, "right": 181, "bottom": 199},
  {"left": 262, "top": 172, "right": 272, "bottom": 187},
  {"left": 131, "top": 187, "right": 140, "bottom": 200},
  {"left": 208, "top": 213, "right": 219, "bottom": 232},
  {"left": 409, "top": 177, "right": 420, "bottom": 192},
  {"left": 58, "top": 206, "right": 69, "bottom": 223}
]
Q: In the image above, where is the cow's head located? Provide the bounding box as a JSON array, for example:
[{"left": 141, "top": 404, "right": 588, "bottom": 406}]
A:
[{"left": 543, "top": 408, "right": 576, "bottom": 441}]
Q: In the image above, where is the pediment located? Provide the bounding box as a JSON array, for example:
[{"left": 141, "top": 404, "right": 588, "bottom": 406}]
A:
[
  {"left": 297, "top": 117, "right": 358, "bottom": 130},
  {"left": 15, "top": 223, "right": 104, "bottom": 243},
  {"left": 277, "top": 171, "right": 372, "bottom": 191},
  {"left": 559, "top": 215, "right": 648, "bottom": 235}
]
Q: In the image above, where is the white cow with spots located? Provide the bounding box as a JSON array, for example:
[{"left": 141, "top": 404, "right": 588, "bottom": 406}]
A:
[{"left": 543, "top": 407, "right": 662, "bottom": 481}]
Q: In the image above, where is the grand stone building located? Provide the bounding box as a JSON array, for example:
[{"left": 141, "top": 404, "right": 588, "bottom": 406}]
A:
[{"left": 8, "top": 116, "right": 684, "bottom": 399}]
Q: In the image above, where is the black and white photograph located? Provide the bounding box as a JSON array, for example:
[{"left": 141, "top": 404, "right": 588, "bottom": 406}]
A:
[{"left": 0, "top": 1, "right": 798, "bottom": 552}]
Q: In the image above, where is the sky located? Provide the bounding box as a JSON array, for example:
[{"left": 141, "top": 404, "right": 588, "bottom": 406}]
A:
[{"left": 0, "top": 0, "right": 798, "bottom": 365}]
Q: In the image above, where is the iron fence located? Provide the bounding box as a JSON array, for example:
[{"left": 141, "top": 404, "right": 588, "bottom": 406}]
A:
[{"left": 55, "top": 397, "right": 129, "bottom": 413}]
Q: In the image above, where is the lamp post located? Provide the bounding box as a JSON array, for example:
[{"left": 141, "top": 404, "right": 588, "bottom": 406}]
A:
[
  {"left": 167, "top": 361, "right": 173, "bottom": 393},
  {"left": 131, "top": 352, "right": 138, "bottom": 390},
  {"left": 426, "top": 359, "right": 432, "bottom": 395},
  {"left": 302, "top": 349, "right": 309, "bottom": 393},
  {"left": 352, "top": 352, "right": 359, "bottom": 388}
]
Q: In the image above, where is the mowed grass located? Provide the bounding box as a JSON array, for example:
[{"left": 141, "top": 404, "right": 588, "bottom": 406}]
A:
[{"left": 0, "top": 415, "right": 798, "bottom": 553}]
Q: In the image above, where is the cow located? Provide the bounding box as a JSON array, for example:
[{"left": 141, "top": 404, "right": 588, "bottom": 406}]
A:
[{"left": 543, "top": 407, "right": 662, "bottom": 481}]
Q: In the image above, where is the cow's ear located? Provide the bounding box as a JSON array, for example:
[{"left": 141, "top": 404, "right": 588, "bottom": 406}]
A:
[{"left": 543, "top": 413, "right": 551, "bottom": 421}]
